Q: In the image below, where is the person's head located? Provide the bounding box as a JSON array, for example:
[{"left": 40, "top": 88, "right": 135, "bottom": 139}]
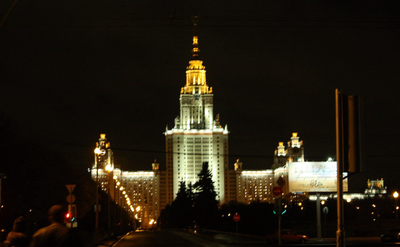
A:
[
  {"left": 48, "top": 205, "right": 65, "bottom": 223},
  {"left": 13, "top": 216, "right": 27, "bottom": 233}
]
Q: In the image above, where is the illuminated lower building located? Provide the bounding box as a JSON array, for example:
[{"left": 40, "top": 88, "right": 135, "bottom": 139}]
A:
[
  {"left": 91, "top": 134, "right": 160, "bottom": 226},
  {"left": 365, "top": 178, "right": 387, "bottom": 195},
  {"left": 234, "top": 159, "right": 275, "bottom": 203},
  {"left": 233, "top": 133, "right": 305, "bottom": 205},
  {"left": 115, "top": 165, "right": 160, "bottom": 225}
]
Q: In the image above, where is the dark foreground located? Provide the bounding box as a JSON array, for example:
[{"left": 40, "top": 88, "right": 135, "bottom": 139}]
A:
[{"left": 98, "top": 229, "right": 400, "bottom": 247}]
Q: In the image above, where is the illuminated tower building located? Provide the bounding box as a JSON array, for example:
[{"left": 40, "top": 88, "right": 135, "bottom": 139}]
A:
[
  {"left": 92, "top": 134, "right": 114, "bottom": 195},
  {"left": 273, "top": 133, "right": 305, "bottom": 202},
  {"left": 272, "top": 132, "right": 304, "bottom": 170},
  {"left": 164, "top": 34, "right": 229, "bottom": 206},
  {"left": 286, "top": 132, "right": 304, "bottom": 163}
]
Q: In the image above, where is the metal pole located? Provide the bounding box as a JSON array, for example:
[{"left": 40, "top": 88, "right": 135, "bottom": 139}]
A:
[
  {"left": 69, "top": 192, "right": 73, "bottom": 229},
  {"left": 108, "top": 171, "right": 111, "bottom": 235},
  {"left": 278, "top": 195, "right": 282, "bottom": 246},
  {"left": 0, "top": 174, "right": 4, "bottom": 212},
  {"left": 95, "top": 156, "right": 99, "bottom": 230},
  {"left": 94, "top": 153, "right": 100, "bottom": 246},
  {"left": 236, "top": 221, "right": 238, "bottom": 242},
  {"left": 114, "top": 181, "right": 117, "bottom": 234},
  {"left": 336, "top": 89, "right": 345, "bottom": 247},
  {"left": 317, "top": 193, "right": 321, "bottom": 240},
  {"left": 120, "top": 199, "right": 124, "bottom": 233}
]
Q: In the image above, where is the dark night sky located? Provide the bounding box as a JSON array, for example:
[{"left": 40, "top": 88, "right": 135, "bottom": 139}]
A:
[{"left": 1, "top": 1, "right": 400, "bottom": 192}]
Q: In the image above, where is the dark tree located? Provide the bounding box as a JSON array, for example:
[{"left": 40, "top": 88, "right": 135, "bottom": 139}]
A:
[
  {"left": 193, "top": 162, "right": 219, "bottom": 228},
  {"left": 159, "top": 204, "right": 173, "bottom": 229},
  {"left": 171, "top": 181, "right": 193, "bottom": 228}
]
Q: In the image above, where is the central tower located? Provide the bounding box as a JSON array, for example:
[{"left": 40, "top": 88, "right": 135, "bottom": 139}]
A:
[{"left": 164, "top": 33, "right": 229, "bottom": 206}]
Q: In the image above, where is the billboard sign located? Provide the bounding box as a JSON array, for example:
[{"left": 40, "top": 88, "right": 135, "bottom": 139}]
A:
[{"left": 288, "top": 162, "right": 348, "bottom": 192}]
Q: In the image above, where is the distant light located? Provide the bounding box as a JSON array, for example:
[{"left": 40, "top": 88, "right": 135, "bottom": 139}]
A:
[
  {"left": 328, "top": 158, "right": 333, "bottom": 162},
  {"left": 105, "top": 164, "right": 113, "bottom": 172}
]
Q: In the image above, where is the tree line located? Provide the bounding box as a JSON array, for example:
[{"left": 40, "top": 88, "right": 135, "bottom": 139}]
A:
[{"left": 159, "top": 162, "right": 219, "bottom": 229}]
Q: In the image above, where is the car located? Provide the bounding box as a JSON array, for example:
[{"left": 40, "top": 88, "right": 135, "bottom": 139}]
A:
[
  {"left": 267, "top": 229, "right": 308, "bottom": 244},
  {"left": 381, "top": 227, "right": 400, "bottom": 242}
]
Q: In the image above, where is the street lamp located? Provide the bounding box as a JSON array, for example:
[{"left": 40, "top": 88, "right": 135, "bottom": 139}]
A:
[{"left": 394, "top": 191, "right": 399, "bottom": 220}]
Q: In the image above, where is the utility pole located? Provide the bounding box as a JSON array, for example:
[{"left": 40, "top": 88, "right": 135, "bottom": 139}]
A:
[
  {"left": 0, "top": 174, "right": 6, "bottom": 212},
  {"left": 335, "top": 89, "right": 345, "bottom": 247}
]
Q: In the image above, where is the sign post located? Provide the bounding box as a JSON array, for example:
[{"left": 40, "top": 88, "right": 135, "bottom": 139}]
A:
[
  {"left": 272, "top": 186, "right": 283, "bottom": 246},
  {"left": 66, "top": 184, "right": 76, "bottom": 228},
  {"left": 233, "top": 213, "right": 240, "bottom": 242}
]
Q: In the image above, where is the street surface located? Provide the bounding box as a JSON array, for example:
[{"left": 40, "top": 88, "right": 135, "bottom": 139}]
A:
[
  {"left": 109, "top": 230, "right": 400, "bottom": 247},
  {"left": 111, "top": 230, "right": 226, "bottom": 247}
]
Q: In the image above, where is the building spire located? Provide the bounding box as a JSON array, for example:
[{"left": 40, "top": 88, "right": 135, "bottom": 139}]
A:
[{"left": 191, "top": 15, "right": 200, "bottom": 59}]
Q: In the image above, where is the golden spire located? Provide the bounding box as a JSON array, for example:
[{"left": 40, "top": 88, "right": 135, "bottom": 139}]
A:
[
  {"left": 191, "top": 15, "right": 200, "bottom": 59},
  {"left": 182, "top": 15, "right": 209, "bottom": 95}
]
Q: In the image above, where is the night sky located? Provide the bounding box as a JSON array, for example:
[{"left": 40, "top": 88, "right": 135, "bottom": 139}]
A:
[{"left": 1, "top": 1, "right": 400, "bottom": 192}]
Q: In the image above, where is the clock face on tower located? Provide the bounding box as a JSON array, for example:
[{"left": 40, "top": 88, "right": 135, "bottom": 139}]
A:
[{"left": 293, "top": 147, "right": 299, "bottom": 154}]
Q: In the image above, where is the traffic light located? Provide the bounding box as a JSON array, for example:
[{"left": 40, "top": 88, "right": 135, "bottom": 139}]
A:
[
  {"left": 273, "top": 199, "right": 286, "bottom": 215},
  {"left": 65, "top": 212, "right": 71, "bottom": 223}
]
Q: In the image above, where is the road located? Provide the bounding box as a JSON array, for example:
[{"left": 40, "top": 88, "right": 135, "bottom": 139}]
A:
[
  {"left": 111, "top": 230, "right": 227, "bottom": 247},
  {"left": 110, "top": 230, "right": 400, "bottom": 247}
]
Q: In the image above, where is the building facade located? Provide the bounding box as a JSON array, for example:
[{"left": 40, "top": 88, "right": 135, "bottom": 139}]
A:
[
  {"left": 91, "top": 134, "right": 161, "bottom": 226},
  {"left": 233, "top": 133, "right": 305, "bottom": 205}
]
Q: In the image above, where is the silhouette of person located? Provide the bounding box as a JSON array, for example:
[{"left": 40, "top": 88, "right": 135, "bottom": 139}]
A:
[
  {"left": 30, "top": 205, "right": 70, "bottom": 247},
  {"left": 3, "top": 216, "right": 30, "bottom": 247}
]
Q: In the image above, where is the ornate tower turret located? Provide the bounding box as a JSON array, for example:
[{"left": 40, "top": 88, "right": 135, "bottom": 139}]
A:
[{"left": 179, "top": 34, "right": 214, "bottom": 130}]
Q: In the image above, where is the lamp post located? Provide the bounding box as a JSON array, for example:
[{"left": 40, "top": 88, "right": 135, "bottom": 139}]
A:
[
  {"left": 105, "top": 164, "right": 113, "bottom": 235},
  {"left": 114, "top": 178, "right": 119, "bottom": 233},
  {"left": 94, "top": 147, "right": 101, "bottom": 231},
  {"left": 120, "top": 187, "right": 125, "bottom": 233},
  {"left": 394, "top": 191, "right": 399, "bottom": 220}
]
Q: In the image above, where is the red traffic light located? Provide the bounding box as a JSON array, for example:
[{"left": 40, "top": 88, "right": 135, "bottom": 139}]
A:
[{"left": 66, "top": 213, "right": 70, "bottom": 219}]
